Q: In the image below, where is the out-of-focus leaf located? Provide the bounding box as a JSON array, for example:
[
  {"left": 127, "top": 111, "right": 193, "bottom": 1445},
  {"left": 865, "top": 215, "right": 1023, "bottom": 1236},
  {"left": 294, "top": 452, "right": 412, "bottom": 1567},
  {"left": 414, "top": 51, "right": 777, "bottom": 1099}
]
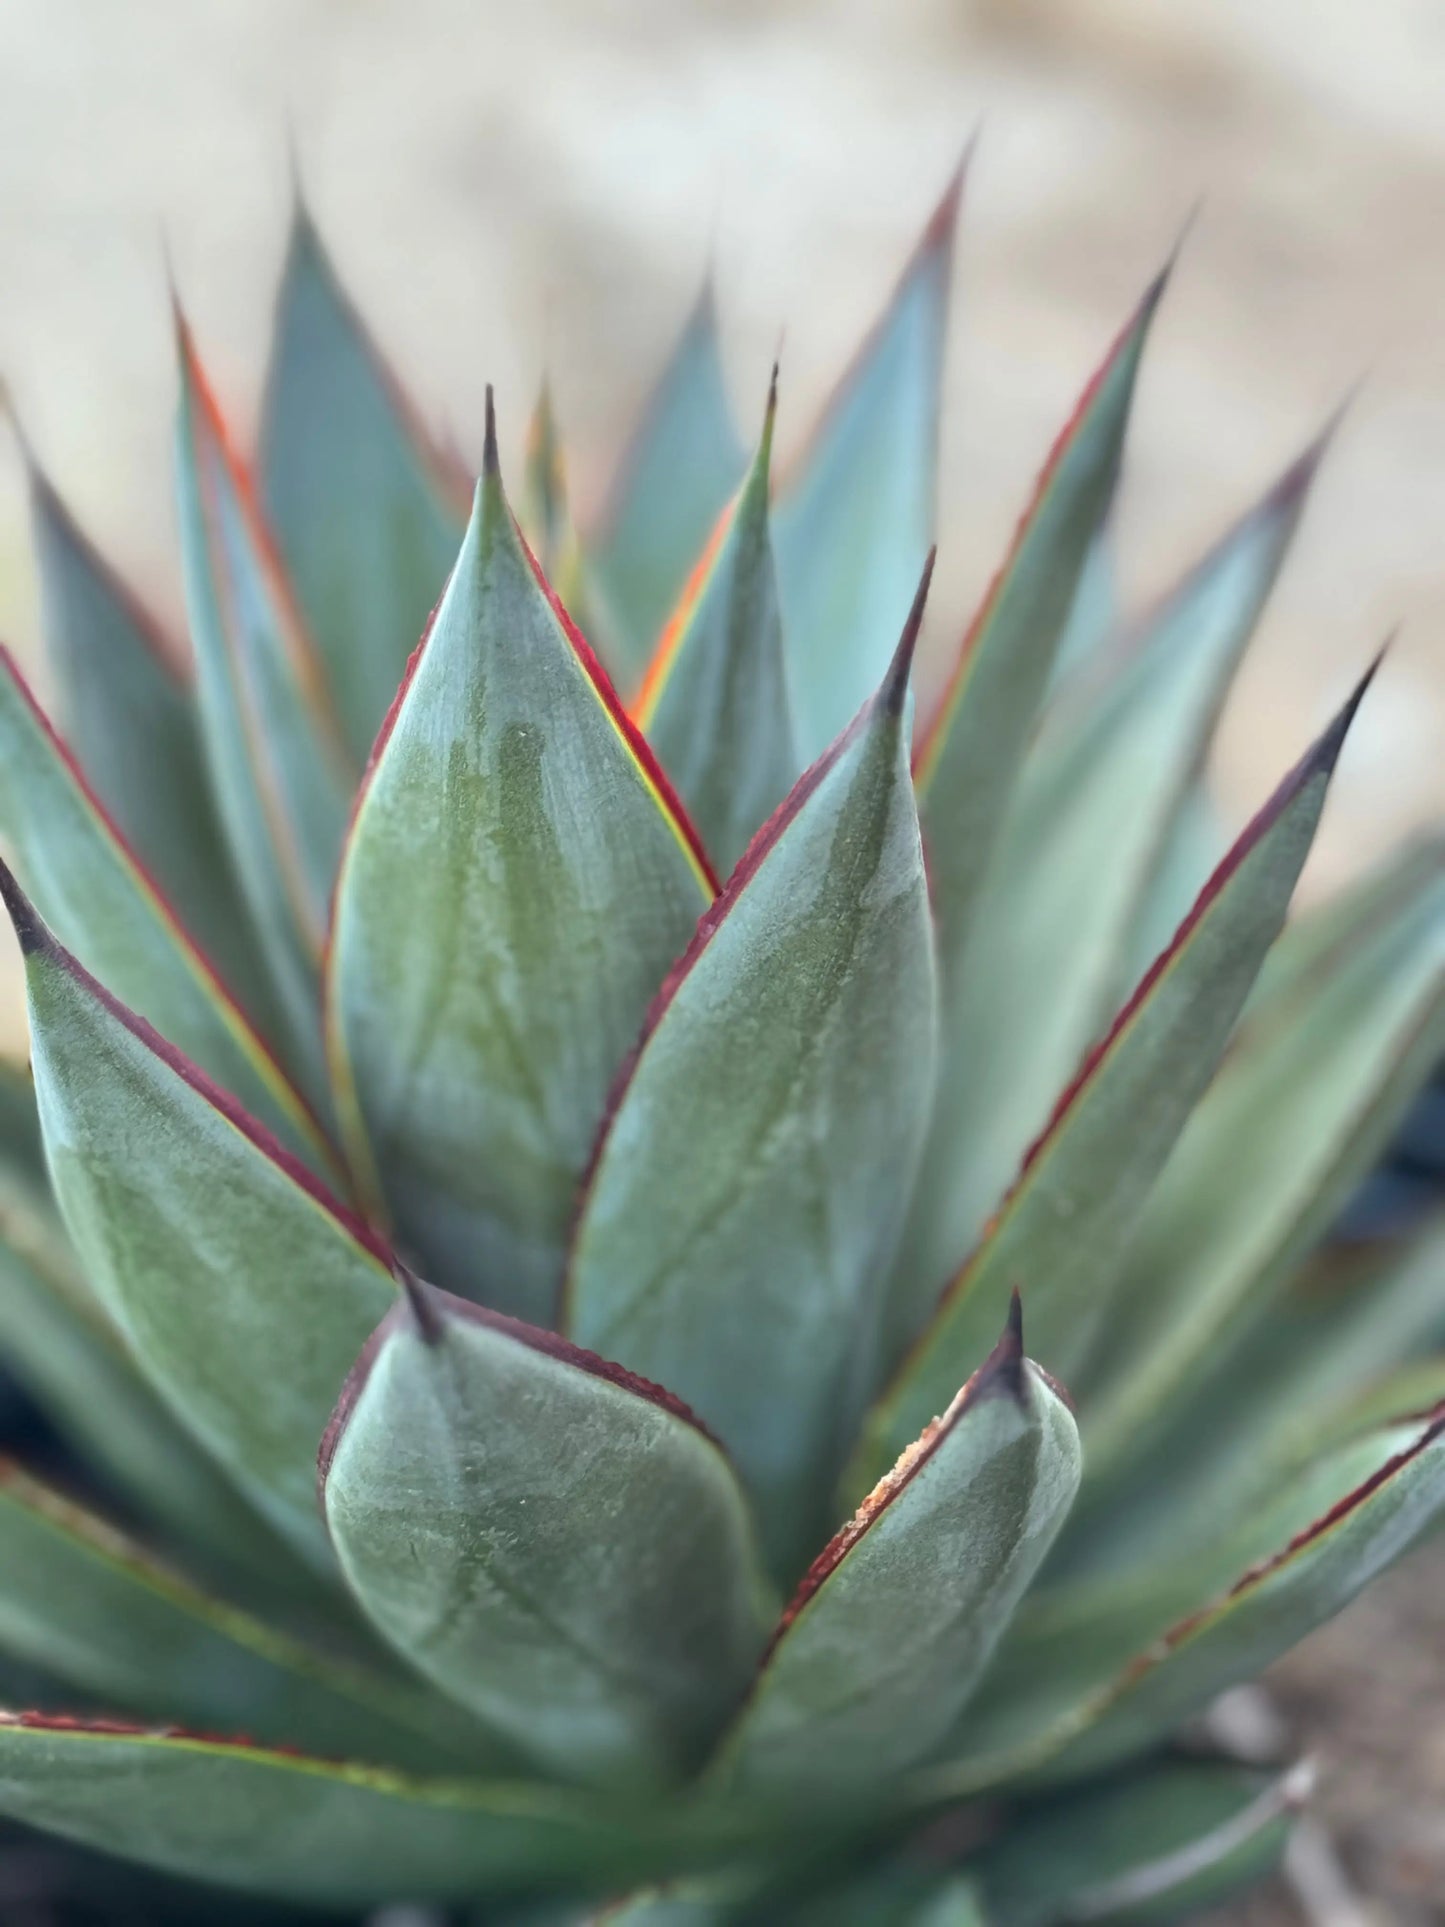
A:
[
  {"left": 722, "top": 1304, "right": 1078, "bottom": 1796},
  {"left": 322, "top": 1282, "right": 772, "bottom": 1788},
  {"left": 0, "top": 647, "right": 334, "bottom": 1178},
  {"left": 590, "top": 285, "right": 746, "bottom": 688},
  {"left": 1117, "top": 782, "right": 1229, "bottom": 996},
  {"left": 0, "top": 1055, "right": 42, "bottom": 1187},
  {"left": 1047, "top": 522, "right": 1120, "bottom": 693},
  {"left": 19, "top": 437, "right": 278, "bottom": 1023},
  {"left": 1082, "top": 842, "right": 1445, "bottom": 1467},
  {"left": 326, "top": 401, "right": 714, "bottom": 1321},
  {"left": 971, "top": 1761, "right": 1303, "bottom": 1926},
  {"left": 0, "top": 1465, "right": 506, "bottom": 1773},
  {"left": 0, "top": 1718, "right": 727, "bottom": 1907},
  {"left": 775, "top": 169, "right": 962, "bottom": 759},
  {"left": 900, "top": 438, "right": 1322, "bottom": 1310},
  {"left": 854, "top": 672, "right": 1373, "bottom": 1494},
  {"left": 259, "top": 200, "right": 468, "bottom": 764},
  {"left": 175, "top": 310, "right": 355, "bottom": 1073},
  {"left": 0, "top": 1167, "right": 293, "bottom": 1586},
  {"left": 0, "top": 868, "right": 395, "bottom": 1566},
  {"left": 634, "top": 373, "right": 798, "bottom": 873},
  {"left": 521, "top": 378, "right": 591, "bottom": 612},
  {"left": 566, "top": 572, "right": 938, "bottom": 1578},
  {"left": 938, "top": 1405, "right": 1445, "bottom": 1789}
]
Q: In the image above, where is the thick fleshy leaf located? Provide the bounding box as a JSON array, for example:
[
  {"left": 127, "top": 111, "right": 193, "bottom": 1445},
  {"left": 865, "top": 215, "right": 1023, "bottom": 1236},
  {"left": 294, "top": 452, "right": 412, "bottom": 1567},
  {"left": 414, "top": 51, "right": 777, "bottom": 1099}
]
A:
[
  {"left": 1117, "top": 781, "right": 1229, "bottom": 995},
  {"left": 326, "top": 402, "right": 715, "bottom": 1320},
  {"left": 634, "top": 374, "right": 798, "bottom": 873},
  {"left": 913, "top": 266, "right": 1166, "bottom": 978},
  {"left": 175, "top": 310, "right": 355, "bottom": 1071},
  {"left": 259, "top": 200, "right": 468, "bottom": 764},
  {"left": 20, "top": 437, "right": 278, "bottom": 1022},
  {"left": 0, "top": 647, "right": 333, "bottom": 1177},
  {"left": 0, "top": 869, "right": 396, "bottom": 1565},
  {"left": 899, "top": 434, "right": 1323, "bottom": 1310},
  {"left": 590, "top": 285, "right": 746, "bottom": 687},
  {"left": 722, "top": 1303, "right": 1079, "bottom": 1796},
  {"left": 0, "top": 1718, "right": 731, "bottom": 1906},
  {"left": 971, "top": 1761, "right": 1304, "bottom": 1926},
  {"left": 1082, "top": 839, "right": 1445, "bottom": 1467},
  {"left": 939, "top": 1404, "right": 1445, "bottom": 1789},
  {"left": 774, "top": 169, "right": 961, "bottom": 758},
  {"left": 322, "top": 1282, "right": 772, "bottom": 1788},
  {"left": 854, "top": 671, "right": 1373, "bottom": 1493},
  {"left": 566, "top": 572, "right": 939, "bottom": 1577},
  {"left": 0, "top": 1466, "right": 505, "bottom": 1773},
  {"left": 0, "top": 1166, "right": 293, "bottom": 1586}
]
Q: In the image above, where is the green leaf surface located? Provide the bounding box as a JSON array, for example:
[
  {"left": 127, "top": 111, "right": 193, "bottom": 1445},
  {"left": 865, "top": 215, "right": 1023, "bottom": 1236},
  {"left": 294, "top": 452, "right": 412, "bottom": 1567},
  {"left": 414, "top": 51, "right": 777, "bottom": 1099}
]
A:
[
  {"left": 854, "top": 672, "right": 1372, "bottom": 1494},
  {"left": 0, "top": 1465, "right": 506, "bottom": 1773},
  {"left": 0, "top": 1054, "right": 42, "bottom": 1187},
  {"left": 590, "top": 286, "right": 746, "bottom": 688},
  {"left": 1082, "top": 839, "right": 1445, "bottom": 1467},
  {"left": 635, "top": 375, "right": 798, "bottom": 874},
  {"left": 941, "top": 1405, "right": 1445, "bottom": 1789},
  {"left": 722, "top": 1307, "right": 1079, "bottom": 1797},
  {"left": 566, "top": 575, "right": 939, "bottom": 1578},
  {"left": 900, "top": 435, "right": 1321, "bottom": 1311},
  {"left": 971, "top": 1761, "right": 1301, "bottom": 1925},
  {"left": 0, "top": 1719, "right": 726, "bottom": 1907},
  {"left": 774, "top": 170, "right": 961, "bottom": 759},
  {"left": 322, "top": 1283, "right": 772, "bottom": 1788},
  {"left": 0, "top": 1168, "right": 293, "bottom": 1586},
  {"left": 1116, "top": 782, "right": 1228, "bottom": 996},
  {"left": 0, "top": 871, "right": 396, "bottom": 1565},
  {"left": 21, "top": 439, "right": 277, "bottom": 1022},
  {"left": 326, "top": 404, "right": 714, "bottom": 1321},
  {"left": 0, "top": 647, "right": 333, "bottom": 1178},
  {"left": 913, "top": 266, "right": 1165, "bottom": 983},
  {"left": 1047, "top": 522, "right": 1120, "bottom": 692},
  {"left": 259, "top": 202, "right": 468, "bottom": 764},
  {"left": 175, "top": 312, "right": 355, "bottom": 1073}
]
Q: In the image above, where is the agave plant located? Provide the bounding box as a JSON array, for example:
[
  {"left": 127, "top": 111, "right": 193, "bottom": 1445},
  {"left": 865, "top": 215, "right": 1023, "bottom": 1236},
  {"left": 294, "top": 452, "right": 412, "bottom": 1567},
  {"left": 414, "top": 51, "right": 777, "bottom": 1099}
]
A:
[{"left": 0, "top": 162, "right": 1443, "bottom": 1924}]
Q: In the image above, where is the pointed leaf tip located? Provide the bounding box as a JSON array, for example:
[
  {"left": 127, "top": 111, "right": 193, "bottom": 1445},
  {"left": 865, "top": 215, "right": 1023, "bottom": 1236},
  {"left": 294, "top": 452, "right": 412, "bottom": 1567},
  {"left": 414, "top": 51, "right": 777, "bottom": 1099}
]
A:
[
  {"left": 483, "top": 384, "right": 499, "bottom": 478},
  {"left": 977, "top": 1286, "right": 1027, "bottom": 1405},
  {"left": 881, "top": 547, "right": 936, "bottom": 716},
  {"left": 1312, "top": 650, "right": 1383, "bottom": 781},
  {"left": 397, "top": 1265, "right": 444, "bottom": 1345},
  {"left": 0, "top": 858, "right": 48, "bottom": 957}
]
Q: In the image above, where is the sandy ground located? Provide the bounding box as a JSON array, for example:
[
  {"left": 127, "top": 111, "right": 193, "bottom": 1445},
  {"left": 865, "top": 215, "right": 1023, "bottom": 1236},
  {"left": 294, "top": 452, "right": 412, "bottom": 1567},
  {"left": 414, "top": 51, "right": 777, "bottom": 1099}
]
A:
[{"left": 0, "top": 5, "right": 1443, "bottom": 1920}]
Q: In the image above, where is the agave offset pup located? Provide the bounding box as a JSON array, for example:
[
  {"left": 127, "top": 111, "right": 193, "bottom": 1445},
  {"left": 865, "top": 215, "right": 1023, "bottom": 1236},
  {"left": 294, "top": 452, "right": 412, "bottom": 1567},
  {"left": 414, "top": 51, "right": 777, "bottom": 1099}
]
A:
[{"left": 0, "top": 162, "right": 1443, "bottom": 1924}]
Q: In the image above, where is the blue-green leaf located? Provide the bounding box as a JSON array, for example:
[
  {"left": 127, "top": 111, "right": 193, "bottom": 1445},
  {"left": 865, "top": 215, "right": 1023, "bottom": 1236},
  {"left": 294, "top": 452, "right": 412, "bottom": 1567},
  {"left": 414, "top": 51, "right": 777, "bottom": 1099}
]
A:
[
  {"left": 325, "top": 400, "right": 715, "bottom": 1321},
  {"left": 634, "top": 373, "right": 798, "bottom": 873},
  {"left": 322, "top": 1281, "right": 772, "bottom": 1788},
  {"left": 0, "top": 867, "right": 395, "bottom": 1566},
  {"left": 566, "top": 570, "right": 938, "bottom": 1578},
  {"left": 722, "top": 1303, "right": 1079, "bottom": 1796},
  {"left": 175, "top": 310, "right": 355, "bottom": 1074},
  {"left": 855, "top": 670, "right": 1375, "bottom": 1493},
  {"left": 775, "top": 169, "right": 962, "bottom": 759},
  {"left": 0, "top": 648, "right": 333, "bottom": 1178},
  {"left": 899, "top": 430, "right": 1323, "bottom": 1316},
  {"left": 589, "top": 285, "right": 746, "bottom": 688},
  {"left": 259, "top": 200, "right": 468, "bottom": 764}
]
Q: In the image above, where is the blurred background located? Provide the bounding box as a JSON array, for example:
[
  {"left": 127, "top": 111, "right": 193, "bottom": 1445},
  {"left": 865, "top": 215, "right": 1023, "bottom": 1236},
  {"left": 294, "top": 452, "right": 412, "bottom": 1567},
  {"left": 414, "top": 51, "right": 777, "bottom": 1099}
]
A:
[{"left": 0, "top": 1, "right": 1443, "bottom": 1917}]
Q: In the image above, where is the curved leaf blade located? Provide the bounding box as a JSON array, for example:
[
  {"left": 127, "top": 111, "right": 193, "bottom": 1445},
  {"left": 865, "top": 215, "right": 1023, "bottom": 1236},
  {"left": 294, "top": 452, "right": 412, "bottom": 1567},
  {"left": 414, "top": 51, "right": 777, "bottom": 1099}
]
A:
[
  {"left": 175, "top": 311, "right": 355, "bottom": 1070},
  {"left": 900, "top": 431, "right": 1324, "bottom": 1312},
  {"left": 20, "top": 437, "right": 278, "bottom": 1022},
  {"left": 0, "top": 868, "right": 396, "bottom": 1565},
  {"left": 322, "top": 1282, "right": 772, "bottom": 1788},
  {"left": 259, "top": 201, "right": 468, "bottom": 764},
  {"left": 856, "top": 670, "right": 1375, "bottom": 1492},
  {"left": 326, "top": 400, "right": 715, "bottom": 1320},
  {"left": 775, "top": 167, "right": 962, "bottom": 758},
  {"left": 0, "top": 647, "right": 333, "bottom": 1177},
  {"left": 635, "top": 373, "right": 798, "bottom": 874},
  {"left": 0, "top": 1719, "right": 712, "bottom": 1907},
  {"left": 0, "top": 1466, "right": 503, "bottom": 1773},
  {"left": 567, "top": 570, "right": 938, "bottom": 1578},
  {"left": 722, "top": 1303, "right": 1079, "bottom": 1797},
  {"left": 589, "top": 285, "right": 746, "bottom": 688},
  {"left": 971, "top": 1760, "right": 1304, "bottom": 1926}
]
